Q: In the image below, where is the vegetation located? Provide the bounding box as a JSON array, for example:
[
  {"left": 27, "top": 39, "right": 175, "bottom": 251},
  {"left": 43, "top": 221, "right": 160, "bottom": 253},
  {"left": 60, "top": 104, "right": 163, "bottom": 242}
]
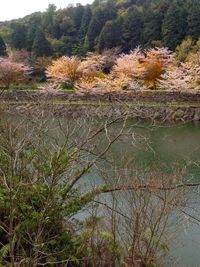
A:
[
  {"left": 0, "top": 0, "right": 200, "bottom": 266},
  {"left": 0, "top": 58, "right": 31, "bottom": 90},
  {"left": 44, "top": 47, "right": 200, "bottom": 93},
  {"left": 0, "top": 105, "right": 191, "bottom": 266},
  {"left": 0, "top": 45, "right": 199, "bottom": 94},
  {"left": 0, "top": 0, "right": 200, "bottom": 57},
  {"left": 0, "top": 35, "right": 7, "bottom": 56}
]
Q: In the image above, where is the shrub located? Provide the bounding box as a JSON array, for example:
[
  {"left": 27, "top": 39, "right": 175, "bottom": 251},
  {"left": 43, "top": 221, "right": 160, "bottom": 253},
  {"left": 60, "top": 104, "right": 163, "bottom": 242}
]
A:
[
  {"left": 158, "top": 60, "right": 200, "bottom": 91},
  {"left": 139, "top": 47, "right": 173, "bottom": 89},
  {"left": 46, "top": 56, "right": 82, "bottom": 85},
  {"left": 47, "top": 55, "right": 106, "bottom": 91},
  {"left": 0, "top": 108, "right": 125, "bottom": 266},
  {"left": 112, "top": 47, "right": 144, "bottom": 79},
  {"left": 0, "top": 58, "right": 31, "bottom": 90}
]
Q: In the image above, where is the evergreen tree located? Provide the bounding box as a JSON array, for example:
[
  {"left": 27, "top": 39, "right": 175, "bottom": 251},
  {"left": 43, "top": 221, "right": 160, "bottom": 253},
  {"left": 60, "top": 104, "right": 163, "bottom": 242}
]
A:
[
  {"left": 0, "top": 35, "right": 7, "bottom": 56},
  {"left": 122, "top": 7, "right": 143, "bottom": 51},
  {"left": 26, "top": 26, "right": 37, "bottom": 52},
  {"left": 43, "top": 4, "right": 57, "bottom": 35},
  {"left": 32, "top": 30, "right": 52, "bottom": 57},
  {"left": 86, "top": 8, "right": 104, "bottom": 50},
  {"left": 187, "top": 3, "right": 200, "bottom": 40},
  {"left": 98, "top": 20, "right": 122, "bottom": 51},
  {"left": 1, "top": 0, "right": 200, "bottom": 55},
  {"left": 25, "top": 13, "right": 43, "bottom": 51},
  {"left": 10, "top": 23, "right": 27, "bottom": 49},
  {"left": 79, "top": 6, "right": 92, "bottom": 41},
  {"left": 162, "top": 1, "right": 187, "bottom": 50},
  {"left": 142, "top": 8, "right": 163, "bottom": 47},
  {"left": 73, "top": 4, "right": 85, "bottom": 30},
  {"left": 87, "top": 2, "right": 116, "bottom": 50}
]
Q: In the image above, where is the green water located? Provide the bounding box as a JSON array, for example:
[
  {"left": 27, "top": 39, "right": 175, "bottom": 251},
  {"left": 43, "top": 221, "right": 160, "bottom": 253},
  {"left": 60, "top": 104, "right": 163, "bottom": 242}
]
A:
[
  {"left": 119, "top": 121, "right": 200, "bottom": 266},
  {"left": 91, "top": 120, "right": 200, "bottom": 266},
  {"left": 10, "top": 113, "right": 200, "bottom": 266}
]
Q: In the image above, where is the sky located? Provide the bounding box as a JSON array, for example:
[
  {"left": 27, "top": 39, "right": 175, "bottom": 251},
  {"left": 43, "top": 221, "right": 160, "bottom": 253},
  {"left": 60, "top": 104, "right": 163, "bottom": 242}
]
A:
[{"left": 0, "top": 0, "right": 93, "bottom": 21}]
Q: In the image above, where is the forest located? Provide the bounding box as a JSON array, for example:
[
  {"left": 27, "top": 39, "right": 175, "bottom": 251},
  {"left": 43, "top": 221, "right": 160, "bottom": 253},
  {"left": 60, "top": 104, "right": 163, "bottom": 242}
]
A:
[{"left": 0, "top": 0, "right": 200, "bottom": 57}]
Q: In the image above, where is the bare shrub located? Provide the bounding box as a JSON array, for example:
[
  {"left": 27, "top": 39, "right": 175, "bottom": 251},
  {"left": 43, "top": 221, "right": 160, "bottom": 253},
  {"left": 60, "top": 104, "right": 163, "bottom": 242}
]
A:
[
  {"left": 0, "top": 105, "right": 195, "bottom": 266},
  {"left": 0, "top": 58, "right": 31, "bottom": 90}
]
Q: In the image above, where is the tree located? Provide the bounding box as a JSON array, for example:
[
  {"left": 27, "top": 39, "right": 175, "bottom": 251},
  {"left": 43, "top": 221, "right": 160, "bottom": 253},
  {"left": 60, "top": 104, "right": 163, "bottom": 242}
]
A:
[
  {"left": 158, "top": 65, "right": 192, "bottom": 91},
  {"left": 0, "top": 106, "right": 127, "bottom": 266},
  {"left": 46, "top": 56, "right": 82, "bottom": 84},
  {"left": 176, "top": 37, "right": 194, "bottom": 62},
  {"left": 87, "top": 3, "right": 116, "bottom": 50},
  {"left": 187, "top": 2, "right": 200, "bottom": 40},
  {"left": 32, "top": 30, "right": 52, "bottom": 57},
  {"left": 10, "top": 23, "right": 27, "bottom": 50},
  {"left": 78, "top": 6, "right": 92, "bottom": 55},
  {"left": 46, "top": 54, "right": 105, "bottom": 87},
  {"left": 8, "top": 48, "right": 31, "bottom": 65},
  {"left": 122, "top": 7, "right": 143, "bottom": 51},
  {"left": 79, "top": 5, "right": 92, "bottom": 41},
  {"left": 98, "top": 20, "right": 122, "bottom": 52},
  {"left": 25, "top": 13, "right": 43, "bottom": 51},
  {"left": 139, "top": 47, "right": 173, "bottom": 89},
  {"left": 141, "top": 7, "right": 163, "bottom": 47},
  {"left": 0, "top": 35, "right": 7, "bottom": 56},
  {"left": 0, "top": 59, "right": 30, "bottom": 89},
  {"left": 0, "top": 104, "right": 191, "bottom": 266},
  {"left": 2, "top": 0, "right": 200, "bottom": 56},
  {"left": 112, "top": 47, "right": 144, "bottom": 79},
  {"left": 43, "top": 4, "right": 57, "bottom": 35},
  {"left": 72, "top": 4, "right": 85, "bottom": 30},
  {"left": 162, "top": 2, "right": 187, "bottom": 50}
]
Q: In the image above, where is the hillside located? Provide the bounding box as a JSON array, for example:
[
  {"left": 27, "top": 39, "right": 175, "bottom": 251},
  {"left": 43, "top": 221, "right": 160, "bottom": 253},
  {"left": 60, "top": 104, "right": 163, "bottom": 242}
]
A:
[{"left": 0, "top": 0, "right": 200, "bottom": 57}]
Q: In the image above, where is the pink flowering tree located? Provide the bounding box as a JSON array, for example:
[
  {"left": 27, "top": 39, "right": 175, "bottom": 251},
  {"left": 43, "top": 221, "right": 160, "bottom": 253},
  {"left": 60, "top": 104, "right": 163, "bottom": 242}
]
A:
[
  {"left": 158, "top": 62, "right": 200, "bottom": 91},
  {"left": 112, "top": 47, "right": 144, "bottom": 79},
  {"left": 0, "top": 58, "right": 31, "bottom": 91}
]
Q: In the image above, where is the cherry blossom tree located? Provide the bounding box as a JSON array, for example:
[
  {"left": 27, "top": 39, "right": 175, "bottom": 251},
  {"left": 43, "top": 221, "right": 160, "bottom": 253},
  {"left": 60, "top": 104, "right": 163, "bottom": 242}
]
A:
[{"left": 0, "top": 58, "right": 31, "bottom": 90}]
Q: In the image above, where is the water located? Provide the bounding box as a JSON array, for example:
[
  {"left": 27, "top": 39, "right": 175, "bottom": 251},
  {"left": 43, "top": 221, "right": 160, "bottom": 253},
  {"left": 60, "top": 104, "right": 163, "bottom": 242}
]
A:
[
  {"left": 7, "top": 113, "right": 200, "bottom": 266},
  {"left": 86, "top": 120, "right": 200, "bottom": 266},
  {"left": 69, "top": 119, "right": 200, "bottom": 266},
  {"left": 119, "top": 122, "right": 200, "bottom": 266}
]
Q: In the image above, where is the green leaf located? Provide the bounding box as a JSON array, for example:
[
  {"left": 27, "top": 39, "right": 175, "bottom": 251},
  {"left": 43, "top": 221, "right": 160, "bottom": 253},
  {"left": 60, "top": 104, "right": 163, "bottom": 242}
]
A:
[{"left": 0, "top": 244, "right": 10, "bottom": 261}]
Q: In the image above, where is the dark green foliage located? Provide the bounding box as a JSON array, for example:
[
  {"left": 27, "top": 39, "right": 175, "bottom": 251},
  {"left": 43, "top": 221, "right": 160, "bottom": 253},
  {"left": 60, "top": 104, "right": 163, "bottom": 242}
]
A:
[
  {"left": 162, "top": 1, "right": 188, "bottom": 50},
  {"left": 1, "top": 0, "right": 200, "bottom": 55},
  {"left": 98, "top": 20, "right": 122, "bottom": 51},
  {"left": 122, "top": 7, "right": 143, "bottom": 51},
  {"left": 141, "top": 7, "right": 164, "bottom": 47},
  {"left": 43, "top": 4, "right": 57, "bottom": 35},
  {"left": 187, "top": 2, "right": 200, "bottom": 40},
  {"left": 86, "top": 1, "right": 117, "bottom": 50},
  {"left": 77, "top": 6, "right": 92, "bottom": 55},
  {"left": 0, "top": 35, "right": 7, "bottom": 56},
  {"left": 25, "top": 13, "right": 43, "bottom": 51},
  {"left": 32, "top": 29, "right": 52, "bottom": 57},
  {"left": 72, "top": 4, "right": 85, "bottom": 30},
  {"left": 79, "top": 5, "right": 92, "bottom": 40},
  {"left": 10, "top": 23, "right": 27, "bottom": 49}
]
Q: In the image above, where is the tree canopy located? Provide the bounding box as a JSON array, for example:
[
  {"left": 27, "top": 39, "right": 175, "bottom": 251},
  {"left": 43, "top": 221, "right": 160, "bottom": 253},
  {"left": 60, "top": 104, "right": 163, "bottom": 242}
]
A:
[{"left": 0, "top": 0, "right": 200, "bottom": 56}]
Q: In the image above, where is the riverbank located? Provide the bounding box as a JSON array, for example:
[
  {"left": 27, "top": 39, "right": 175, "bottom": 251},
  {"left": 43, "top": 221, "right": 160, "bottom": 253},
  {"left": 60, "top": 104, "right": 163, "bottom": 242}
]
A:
[
  {"left": 2, "top": 90, "right": 200, "bottom": 122},
  {"left": 1, "top": 90, "right": 200, "bottom": 103}
]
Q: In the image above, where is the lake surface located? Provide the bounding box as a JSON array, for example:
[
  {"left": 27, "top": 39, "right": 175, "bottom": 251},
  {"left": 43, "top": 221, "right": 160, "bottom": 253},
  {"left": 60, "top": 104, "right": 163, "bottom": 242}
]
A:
[
  {"left": 123, "top": 121, "right": 200, "bottom": 266},
  {"left": 79, "top": 120, "right": 200, "bottom": 267},
  {"left": 11, "top": 112, "right": 200, "bottom": 266},
  {"left": 133, "top": 122, "right": 200, "bottom": 267}
]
